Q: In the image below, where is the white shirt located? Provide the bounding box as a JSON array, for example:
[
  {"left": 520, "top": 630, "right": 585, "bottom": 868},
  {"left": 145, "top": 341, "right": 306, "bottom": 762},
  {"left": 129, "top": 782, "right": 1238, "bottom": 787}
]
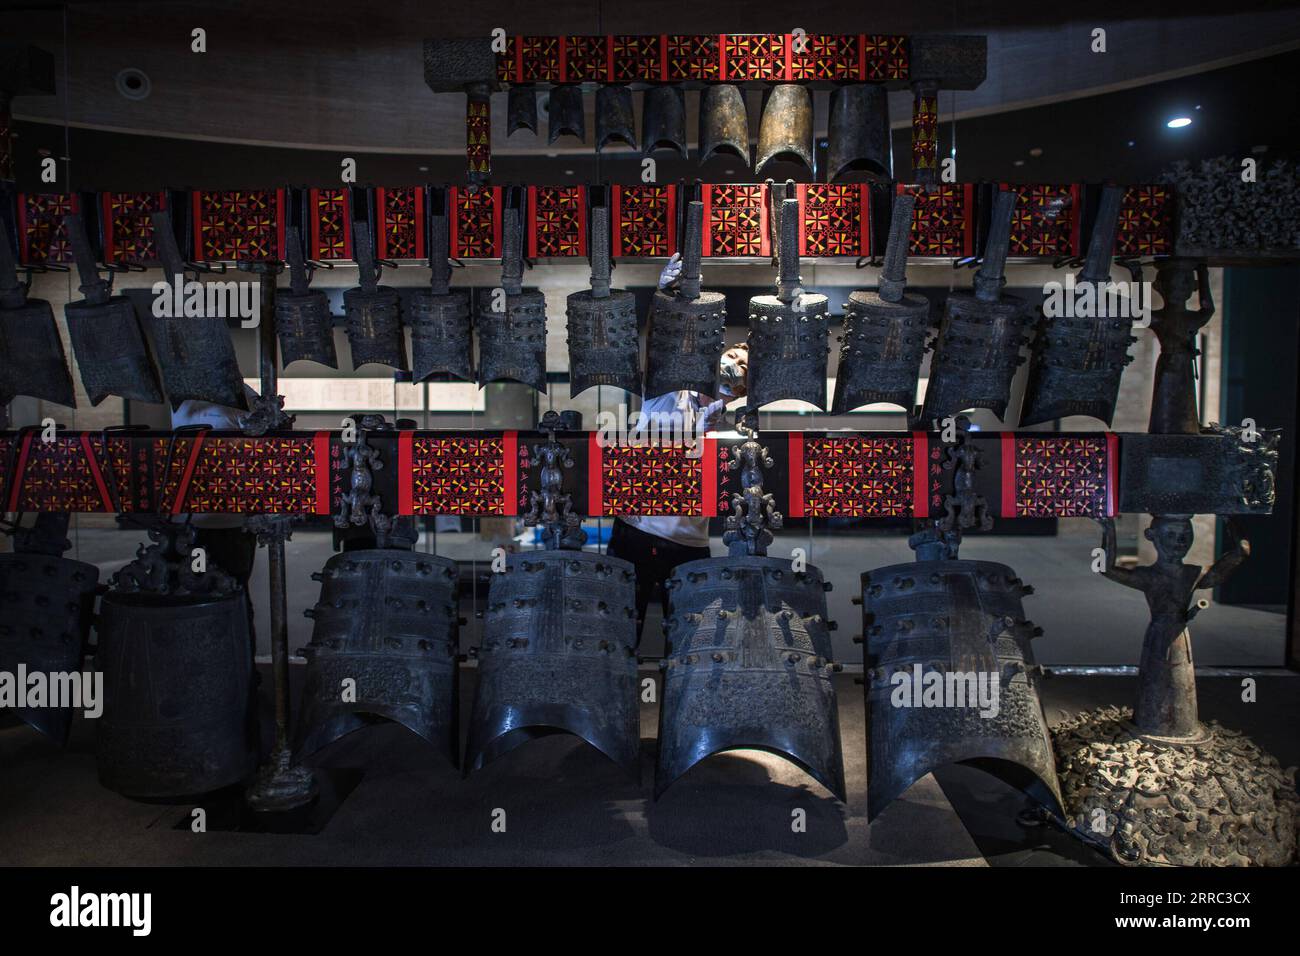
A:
[{"left": 169, "top": 386, "right": 259, "bottom": 529}]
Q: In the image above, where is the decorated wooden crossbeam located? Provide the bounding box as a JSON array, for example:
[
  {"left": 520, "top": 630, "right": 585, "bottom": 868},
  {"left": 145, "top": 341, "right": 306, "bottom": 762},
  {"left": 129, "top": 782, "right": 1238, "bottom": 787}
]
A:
[
  {"left": 421, "top": 34, "right": 985, "bottom": 183},
  {"left": 11, "top": 182, "right": 1175, "bottom": 267},
  {"left": 486, "top": 33, "right": 914, "bottom": 86},
  {"left": 8, "top": 426, "right": 1269, "bottom": 520}
]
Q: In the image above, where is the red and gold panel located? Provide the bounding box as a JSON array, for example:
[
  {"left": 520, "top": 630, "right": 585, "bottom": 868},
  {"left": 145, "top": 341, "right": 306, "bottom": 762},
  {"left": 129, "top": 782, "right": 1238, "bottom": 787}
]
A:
[
  {"left": 1116, "top": 185, "right": 1173, "bottom": 257},
  {"left": 911, "top": 91, "right": 938, "bottom": 178},
  {"left": 702, "top": 183, "right": 769, "bottom": 257},
  {"left": 376, "top": 186, "right": 426, "bottom": 260},
  {"left": 2, "top": 434, "right": 133, "bottom": 513},
  {"left": 612, "top": 185, "right": 676, "bottom": 257},
  {"left": 796, "top": 435, "right": 917, "bottom": 517},
  {"left": 467, "top": 96, "right": 490, "bottom": 182},
  {"left": 798, "top": 184, "right": 868, "bottom": 257},
  {"left": 565, "top": 35, "right": 608, "bottom": 81},
  {"left": 527, "top": 185, "right": 587, "bottom": 258},
  {"left": 611, "top": 34, "right": 662, "bottom": 82},
  {"left": 722, "top": 33, "right": 787, "bottom": 80},
  {"left": 1003, "top": 434, "right": 1114, "bottom": 518},
  {"left": 899, "top": 183, "right": 974, "bottom": 257},
  {"left": 519, "top": 35, "right": 563, "bottom": 82},
  {"left": 408, "top": 435, "right": 510, "bottom": 515},
  {"left": 154, "top": 436, "right": 320, "bottom": 515},
  {"left": 598, "top": 443, "right": 706, "bottom": 517},
  {"left": 665, "top": 34, "right": 720, "bottom": 80},
  {"left": 449, "top": 186, "right": 501, "bottom": 259},
  {"left": 309, "top": 187, "right": 351, "bottom": 260},
  {"left": 862, "top": 34, "right": 908, "bottom": 80},
  {"left": 100, "top": 192, "right": 167, "bottom": 263},
  {"left": 497, "top": 36, "right": 517, "bottom": 83},
  {"left": 191, "top": 189, "right": 285, "bottom": 262},
  {"left": 1006, "top": 184, "right": 1079, "bottom": 258},
  {"left": 790, "top": 33, "right": 858, "bottom": 80},
  {"left": 17, "top": 192, "right": 78, "bottom": 265}
]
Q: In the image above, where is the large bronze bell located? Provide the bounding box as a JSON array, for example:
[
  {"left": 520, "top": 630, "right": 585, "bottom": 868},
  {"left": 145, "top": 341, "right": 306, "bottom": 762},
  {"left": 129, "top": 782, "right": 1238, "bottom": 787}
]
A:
[
  {"left": 547, "top": 85, "right": 586, "bottom": 144},
  {"left": 476, "top": 187, "right": 546, "bottom": 392},
  {"left": 275, "top": 225, "right": 338, "bottom": 369},
  {"left": 343, "top": 221, "right": 407, "bottom": 371},
  {"left": 0, "top": 514, "right": 98, "bottom": 744},
  {"left": 832, "top": 193, "right": 932, "bottom": 415},
  {"left": 147, "top": 208, "right": 249, "bottom": 410},
  {"left": 922, "top": 190, "right": 1031, "bottom": 424},
  {"left": 698, "top": 84, "right": 749, "bottom": 166},
  {"left": 1020, "top": 185, "right": 1136, "bottom": 427},
  {"left": 862, "top": 553, "right": 1063, "bottom": 821},
  {"left": 595, "top": 85, "right": 637, "bottom": 152},
  {"left": 409, "top": 188, "right": 473, "bottom": 383},
  {"left": 565, "top": 198, "right": 640, "bottom": 396},
  {"left": 0, "top": 228, "right": 76, "bottom": 408},
  {"left": 507, "top": 85, "right": 539, "bottom": 136},
  {"left": 641, "top": 86, "right": 688, "bottom": 158},
  {"left": 94, "top": 524, "right": 256, "bottom": 798},
  {"left": 755, "top": 84, "right": 813, "bottom": 176},
  {"left": 745, "top": 186, "right": 829, "bottom": 410},
  {"left": 62, "top": 212, "right": 164, "bottom": 406},
  {"left": 295, "top": 550, "right": 461, "bottom": 764},
  {"left": 467, "top": 550, "right": 639, "bottom": 773},
  {"left": 643, "top": 198, "right": 726, "bottom": 397},
  {"left": 655, "top": 428, "right": 846, "bottom": 801},
  {"left": 826, "top": 84, "right": 891, "bottom": 181}
]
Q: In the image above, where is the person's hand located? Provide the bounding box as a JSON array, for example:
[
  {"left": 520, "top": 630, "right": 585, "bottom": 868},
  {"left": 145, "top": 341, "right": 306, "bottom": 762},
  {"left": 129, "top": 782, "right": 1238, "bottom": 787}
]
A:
[
  {"left": 658, "top": 253, "right": 682, "bottom": 290},
  {"left": 698, "top": 398, "right": 728, "bottom": 433}
]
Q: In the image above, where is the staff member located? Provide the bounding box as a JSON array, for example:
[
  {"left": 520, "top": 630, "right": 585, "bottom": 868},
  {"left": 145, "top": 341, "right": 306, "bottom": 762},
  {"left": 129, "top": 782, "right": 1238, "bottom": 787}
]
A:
[
  {"left": 171, "top": 385, "right": 260, "bottom": 649},
  {"left": 607, "top": 254, "right": 749, "bottom": 639}
]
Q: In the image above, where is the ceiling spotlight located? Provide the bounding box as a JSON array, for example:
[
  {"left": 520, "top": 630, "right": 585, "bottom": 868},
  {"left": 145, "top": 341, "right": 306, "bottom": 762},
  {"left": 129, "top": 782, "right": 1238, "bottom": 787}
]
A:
[{"left": 1166, "top": 117, "right": 1192, "bottom": 129}]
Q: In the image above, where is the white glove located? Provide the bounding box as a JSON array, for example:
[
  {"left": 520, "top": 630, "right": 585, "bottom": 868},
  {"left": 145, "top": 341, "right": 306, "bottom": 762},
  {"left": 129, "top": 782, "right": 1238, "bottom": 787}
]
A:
[
  {"left": 658, "top": 252, "right": 683, "bottom": 289},
  {"left": 698, "top": 398, "right": 729, "bottom": 433}
]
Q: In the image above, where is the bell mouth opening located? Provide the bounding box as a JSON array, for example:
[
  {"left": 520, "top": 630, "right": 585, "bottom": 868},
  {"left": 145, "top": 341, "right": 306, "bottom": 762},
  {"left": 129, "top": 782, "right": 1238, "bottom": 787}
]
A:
[
  {"left": 468, "top": 724, "right": 636, "bottom": 775},
  {"left": 869, "top": 757, "right": 1064, "bottom": 822},
  {"left": 699, "top": 143, "right": 749, "bottom": 164},
  {"left": 643, "top": 141, "right": 689, "bottom": 159},
  {"left": 596, "top": 132, "right": 637, "bottom": 152},
  {"left": 656, "top": 744, "right": 846, "bottom": 803},
  {"left": 295, "top": 709, "right": 455, "bottom": 766},
  {"left": 827, "top": 158, "right": 891, "bottom": 182},
  {"left": 755, "top": 152, "right": 813, "bottom": 177}
]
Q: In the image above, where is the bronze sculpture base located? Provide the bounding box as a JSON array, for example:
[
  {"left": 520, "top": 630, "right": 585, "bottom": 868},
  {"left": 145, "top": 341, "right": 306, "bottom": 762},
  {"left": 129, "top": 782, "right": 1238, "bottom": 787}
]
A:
[
  {"left": 1051, "top": 706, "right": 1298, "bottom": 867},
  {"left": 246, "top": 745, "right": 319, "bottom": 812}
]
